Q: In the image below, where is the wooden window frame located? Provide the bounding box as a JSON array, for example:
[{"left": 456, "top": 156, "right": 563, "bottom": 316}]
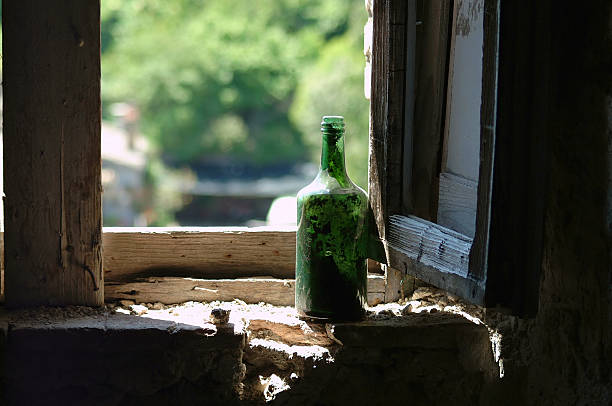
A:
[
  {"left": 3, "top": 0, "right": 544, "bottom": 314},
  {"left": 369, "top": 0, "right": 494, "bottom": 304},
  {"left": 102, "top": 227, "right": 387, "bottom": 306},
  {"left": 1, "top": 1, "right": 389, "bottom": 307},
  {"left": 369, "top": 0, "right": 545, "bottom": 315}
]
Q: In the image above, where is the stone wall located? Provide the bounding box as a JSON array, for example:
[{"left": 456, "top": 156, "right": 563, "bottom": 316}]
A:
[
  {"left": 0, "top": 303, "right": 504, "bottom": 406},
  {"left": 1, "top": 307, "right": 245, "bottom": 406}
]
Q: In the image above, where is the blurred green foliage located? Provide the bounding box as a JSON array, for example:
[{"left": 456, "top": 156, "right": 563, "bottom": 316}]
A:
[{"left": 101, "top": 0, "right": 369, "bottom": 187}]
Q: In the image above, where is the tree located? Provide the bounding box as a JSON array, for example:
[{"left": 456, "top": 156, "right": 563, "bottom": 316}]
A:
[
  {"left": 289, "top": 16, "right": 369, "bottom": 187},
  {"left": 101, "top": 0, "right": 365, "bottom": 169}
]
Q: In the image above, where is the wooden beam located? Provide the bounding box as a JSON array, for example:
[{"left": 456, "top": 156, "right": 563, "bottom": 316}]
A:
[
  {"left": 384, "top": 266, "right": 403, "bottom": 302},
  {"left": 369, "top": 0, "right": 408, "bottom": 247},
  {"left": 106, "top": 277, "right": 295, "bottom": 306},
  {"left": 469, "top": 0, "right": 500, "bottom": 282},
  {"left": 412, "top": 0, "right": 453, "bottom": 221},
  {"left": 103, "top": 227, "right": 296, "bottom": 281},
  {"left": 3, "top": 1, "right": 103, "bottom": 306},
  {"left": 103, "top": 228, "right": 392, "bottom": 306},
  {"left": 401, "top": 0, "right": 417, "bottom": 214},
  {"left": 105, "top": 274, "right": 387, "bottom": 307}
]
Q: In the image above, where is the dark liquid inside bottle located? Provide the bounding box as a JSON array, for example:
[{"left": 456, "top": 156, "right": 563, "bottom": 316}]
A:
[{"left": 295, "top": 116, "right": 367, "bottom": 321}]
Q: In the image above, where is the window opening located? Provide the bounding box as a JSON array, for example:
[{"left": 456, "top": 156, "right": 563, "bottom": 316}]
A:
[{"left": 100, "top": 1, "right": 370, "bottom": 228}]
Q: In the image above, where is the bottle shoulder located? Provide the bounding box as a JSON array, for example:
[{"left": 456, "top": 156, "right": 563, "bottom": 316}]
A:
[{"left": 297, "top": 172, "right": 367, "bottom": 201}]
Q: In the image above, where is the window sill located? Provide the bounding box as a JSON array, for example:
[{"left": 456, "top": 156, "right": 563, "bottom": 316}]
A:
[
  {"left": 102, "top": 226, "right": 390, "bottom": 306},
  {"left": 105, "top": 274, "right": 387, "bottom": 307}
]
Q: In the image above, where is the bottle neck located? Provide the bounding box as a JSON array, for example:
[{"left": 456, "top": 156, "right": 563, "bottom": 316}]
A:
[{"left": 320, "top": 133, "right": 349, "bottom": 185}]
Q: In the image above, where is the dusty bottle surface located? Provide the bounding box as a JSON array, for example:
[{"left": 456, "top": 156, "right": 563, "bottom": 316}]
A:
[{"left": 295, "top": 116, "right": 367, "bottom": 321}]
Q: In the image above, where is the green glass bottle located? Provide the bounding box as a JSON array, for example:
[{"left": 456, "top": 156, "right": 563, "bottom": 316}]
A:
[{"left": 295, "top": 116, "right": 368, "bottom": 321}]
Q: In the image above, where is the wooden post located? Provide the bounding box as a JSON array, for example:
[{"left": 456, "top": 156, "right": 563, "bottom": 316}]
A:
[
  {"left": 368, "top": 0, "right": 408, "bottom": 249},
  {"left": 3, "top": 1, "right": 103, "bottom": 306}
]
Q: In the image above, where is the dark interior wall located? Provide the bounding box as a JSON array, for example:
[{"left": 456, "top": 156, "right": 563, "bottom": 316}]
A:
[{"left": 496, "top": 2, "right": 612, "bottom": 404}]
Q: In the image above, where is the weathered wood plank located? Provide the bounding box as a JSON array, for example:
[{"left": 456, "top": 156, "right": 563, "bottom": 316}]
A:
[
  {"left": 364, "top": 1, "right": 373, "bottom": 100},
  {"left": 368, "top": 274, "right": 386, "bottom": 305},
  {"left": 389, "top": 246, "right": 483, "bottom": 305},
  {"left": 388, "top": 0, "right": 408, "bottom": 25},
  {"left": 103, "top": 227, "right": 296, "bottom": 281},
  {"left": 369, "top": 0, "right": 408, "bottom": 249},
  {"left": 412, "top": 0, "right": 453, "bottom": 220},
  {"left": 367, "top": 258, "right": 384, "bottom": 274},
  {"left": 469, "top": 0, "right": 499, "bottom": 281},
  {"left": 437, "top": 172, "right": 477, "bottom": 238},
  {"left": 106, "top": 278, "right": 295, "bottom": 306},
  {"left": 384, "top": 265, "right": 403, "bottom": 302},
  {"left": 386, "top": 214, "right": 484, "bottom": 304},
  {"left": 105, "top": 274, "right": 387, "bottom": 307},
  {"left": 104, "top": 228, "right": 389, "bottom": 305},
  {"left": 3, "top": 1, "right": 103, "bottom": 306},
  {"left": 387, "top": 215, "right": 472, "bottom": 279},
  {"left": 401, "top": 0, "right": 417, "bottom": 214}
]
